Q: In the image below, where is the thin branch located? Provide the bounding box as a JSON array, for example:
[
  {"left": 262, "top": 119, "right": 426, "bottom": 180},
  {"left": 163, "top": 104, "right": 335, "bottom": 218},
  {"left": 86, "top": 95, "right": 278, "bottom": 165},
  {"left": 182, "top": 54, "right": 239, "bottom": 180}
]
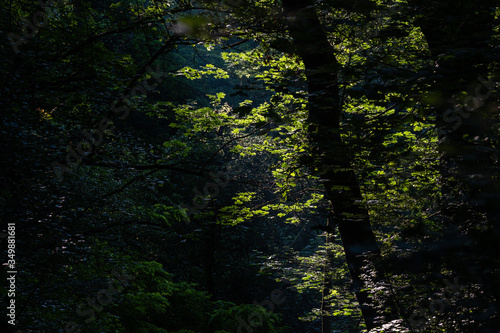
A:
[
  {"left": 364, "top": 102, "right": 398, "bottom": 123},
  {"left": 221, "top": 39, "right": 249, "bottom": 49},
  {"left": 82, "top": 161, "right": 207, "bottom": 198},
  {"left": 83, "top": 219, "right": 171, "bottom": 235},
  {"left": 102, "top": 169, "right": 158, "bottom": 198},
  {"left": 202, "top": 121, "right": 271, "bottom": 170},
  {"left": 49, "top": 19, "right": 162, "bottom": 61},
  {"left": 124, "top": 35, "right": 178, "bottom": 92}
]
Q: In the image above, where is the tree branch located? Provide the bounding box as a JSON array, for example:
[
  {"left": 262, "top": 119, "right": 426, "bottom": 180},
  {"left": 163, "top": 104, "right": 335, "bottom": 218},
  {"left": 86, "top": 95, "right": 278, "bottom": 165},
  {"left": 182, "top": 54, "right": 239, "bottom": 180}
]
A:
[{"left": 202, "top": 121, "right": 271, "bottom": 170}]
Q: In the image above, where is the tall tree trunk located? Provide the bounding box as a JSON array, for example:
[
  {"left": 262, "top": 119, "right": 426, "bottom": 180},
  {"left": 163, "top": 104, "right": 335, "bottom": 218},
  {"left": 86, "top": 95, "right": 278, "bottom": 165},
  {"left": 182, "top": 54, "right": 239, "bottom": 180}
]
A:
[
  {"left": 409, "top": 0, "right": 500, "bottom": 330},
  {"left": 321, "top": 214, "right": 335, "bottom": 333},
  {"left": 205, "top": 222, "right": 217, "bottom": 298},
  {"left": 412, "top": 0, "right": 499, "bottom": 234},
  {"left": 281, "top": 0, "right": 400, "bottom": 330}
]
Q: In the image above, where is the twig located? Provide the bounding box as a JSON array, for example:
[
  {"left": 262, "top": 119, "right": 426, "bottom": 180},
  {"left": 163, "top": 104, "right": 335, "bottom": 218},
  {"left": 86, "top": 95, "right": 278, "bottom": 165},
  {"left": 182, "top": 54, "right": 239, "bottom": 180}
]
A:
[
  {"left": 102, "top": 169, "right": 158, "bottom": 198},
  {"left": 221, "top": 39, "right": 249, "bottom": 49},
  {"left": 202, "top": 121, "right": 271, "bottom": 170}
]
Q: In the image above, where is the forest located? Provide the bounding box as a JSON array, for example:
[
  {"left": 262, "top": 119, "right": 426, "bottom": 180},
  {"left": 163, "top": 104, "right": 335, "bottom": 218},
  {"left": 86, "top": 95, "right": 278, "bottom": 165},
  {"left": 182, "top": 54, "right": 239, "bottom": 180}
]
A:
[{"left": 1, "top": 0, "right": 499, "bottom": 332}]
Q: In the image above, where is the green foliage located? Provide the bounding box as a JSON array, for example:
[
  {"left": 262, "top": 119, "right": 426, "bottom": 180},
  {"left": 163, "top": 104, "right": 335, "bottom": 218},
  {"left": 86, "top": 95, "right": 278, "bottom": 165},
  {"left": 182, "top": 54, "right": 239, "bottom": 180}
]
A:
[{"left": 2, "top": 0, "right": 499, "bottom": 332}]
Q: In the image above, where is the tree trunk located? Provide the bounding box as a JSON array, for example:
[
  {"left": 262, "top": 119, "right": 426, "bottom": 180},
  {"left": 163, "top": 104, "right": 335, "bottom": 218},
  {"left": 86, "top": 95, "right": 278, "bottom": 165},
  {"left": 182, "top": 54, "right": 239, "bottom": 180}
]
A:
[
  {"left": 281, "top": 0, "right": 400, "bottom": 330},
  {"left": 321, "top": 214, "right": 335, "bottom": 333},
  {"left": 205, "top": 222, "right": 217, "bottom": 298},
  {"left": 411, "top": 0, "right": 499, "bottom": 233},
  {"left": 410, "top": 1, "right": 500, "bottom": 330}
]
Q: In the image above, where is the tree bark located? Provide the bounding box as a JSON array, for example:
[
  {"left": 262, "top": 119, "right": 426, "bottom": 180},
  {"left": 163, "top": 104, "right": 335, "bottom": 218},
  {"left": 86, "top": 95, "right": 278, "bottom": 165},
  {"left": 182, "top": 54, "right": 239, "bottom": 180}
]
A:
[
  {"left": 205, "top": 222, "right": 217, "bottom": 298},
  {"left": 281, "top": 0, "right": 400, "bottom": 330},
  {"left": 321, "top": 214, "right": 335, "bottom": 333},
  {"left": 409, "top": 1, "right": 500, "bottom": 330},
  {"left": 411, "top": 0, "right": 499, "bottom": 232}
]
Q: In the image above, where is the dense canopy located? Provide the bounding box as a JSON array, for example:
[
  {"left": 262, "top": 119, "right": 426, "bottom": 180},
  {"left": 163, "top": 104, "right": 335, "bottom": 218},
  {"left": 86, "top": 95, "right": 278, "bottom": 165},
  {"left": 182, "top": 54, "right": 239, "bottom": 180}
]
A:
[{"left": 1, "top": 1, "right": 499, "bottom": 332}]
